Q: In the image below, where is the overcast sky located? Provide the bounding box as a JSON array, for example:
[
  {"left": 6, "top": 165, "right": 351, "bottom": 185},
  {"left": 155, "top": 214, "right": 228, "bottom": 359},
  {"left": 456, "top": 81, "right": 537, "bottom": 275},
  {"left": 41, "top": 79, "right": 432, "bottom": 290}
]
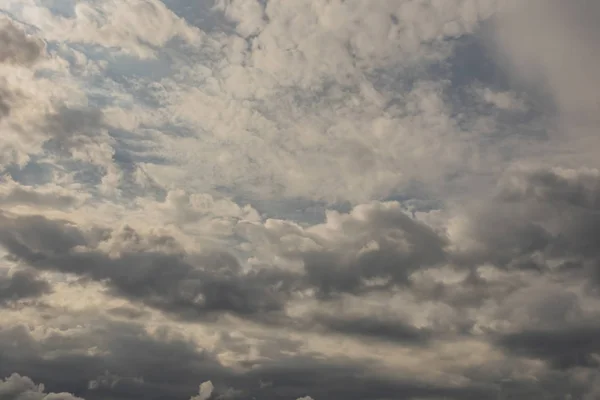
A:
[{"left": 0, "top": 1, "right": 600, "bottom": 399}]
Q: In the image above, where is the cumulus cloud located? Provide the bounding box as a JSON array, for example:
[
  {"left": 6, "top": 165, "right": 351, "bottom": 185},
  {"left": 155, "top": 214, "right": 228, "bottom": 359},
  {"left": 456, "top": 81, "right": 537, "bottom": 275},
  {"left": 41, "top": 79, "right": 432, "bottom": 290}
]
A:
[
  {"left": 190, "top": 381, "right": 214, "bottom": 400},
  {"left": 0, "top": 374, "right": 82, "bottom": 400}
]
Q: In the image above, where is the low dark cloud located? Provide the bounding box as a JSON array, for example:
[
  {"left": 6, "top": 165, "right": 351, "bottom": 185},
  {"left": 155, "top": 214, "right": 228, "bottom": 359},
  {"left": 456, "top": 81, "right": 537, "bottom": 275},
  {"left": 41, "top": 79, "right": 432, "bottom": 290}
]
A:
[
  {"left": 0, "top": 213, "right": 87, "bottom": 259},
  {"left": 0, "top": 320, "right": 225, "bottom": 400},
  {"left": 0, "top": 213, "right": 295, "bottom": 321},
  {"left": 0, "top": 269, "right": 51, "bottom": 307},
  {"left": 293, "top": 205, "right": 448, "bottom": 298},
  {"left": 497, "top": 326, "right": 600, "bottom": 370},
  {"left": 313, "top": 313, "right": 431, "bottom": 345},
  {"left": 2, "top": 167, "right": 600, "bottom": 398},
  {"left": 240, "top": 357, "right": 495, "bottom": 400},
  {"left": 452, "top": 167, "right": 600, "bottom": 276},
  {"left": 441, "top": 166, "right": 600, "bottom": 393},
  {"left": 498, "top": 168, "right": 600, "bottom": 210},
  {"left": 0, "top": 319, "right": 501, "bottom": 400},
  {"left": 0, "top": 19, "right": 44, "bottom": 66}
]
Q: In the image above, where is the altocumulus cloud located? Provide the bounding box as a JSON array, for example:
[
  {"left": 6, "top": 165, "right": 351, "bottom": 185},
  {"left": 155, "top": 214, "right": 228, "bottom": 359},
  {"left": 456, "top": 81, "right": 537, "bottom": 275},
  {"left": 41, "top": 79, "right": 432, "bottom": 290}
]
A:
[{"left": 1, "top": 1, "right": 600, "bottom": 399}]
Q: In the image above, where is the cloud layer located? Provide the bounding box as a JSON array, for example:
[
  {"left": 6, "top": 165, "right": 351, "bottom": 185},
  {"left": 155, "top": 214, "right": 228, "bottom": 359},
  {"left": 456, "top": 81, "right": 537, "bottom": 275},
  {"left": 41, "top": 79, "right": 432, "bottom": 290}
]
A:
[{"left": 1, "top": 1, "right": 600, "bottom": 399}]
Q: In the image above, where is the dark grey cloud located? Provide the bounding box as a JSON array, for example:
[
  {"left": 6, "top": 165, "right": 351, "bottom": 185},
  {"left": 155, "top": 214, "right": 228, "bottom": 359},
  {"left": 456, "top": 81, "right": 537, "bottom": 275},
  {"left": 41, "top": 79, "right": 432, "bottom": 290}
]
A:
[
  {"left": 439, "top": 167, "right": 600, "bottom": 394},
  {"left": 494, "top": 169, "right": 600, "bottom": 276},
  {"left": 498, "top": 168, "right": 600, "bottom": 210},
  {"left": 293, "top": 206, "right": 448, "bottom": 298},
  {"left": 497, "top": 326, "right": 600, "bottom": 370},
  {"left": 0, "top": 213, "right": 295, "bottom": 321},
  {"left": 38, "top": 107, "right": 110, "bottom": 164},
  {"left": 0, "top": 319, "right": 502, "bottom": 400},
  {"left": 410, "top": 269, "right": 501, "bottom": 311},
  {"left": 42, "top": 107, "right": 105, "bottom": 143},
  {"left": 0, "top": 269, "right": 51, "bottom": 307},
  {"left": 451, "top": 167, "right": 600, "bottom": 275},
  {"left": 0, "top": 320, "right": 225, "bottom": 400},
  {"left": 0, "top": 19, "right": 44, "bottom": 66},
  {"left": 240, "top": 356, "right": 495, "bottom": 400},
  {"left": 313, "top": 313, "right": 431, "bottom": 345},
  {"left": 0, "top": 213, "right": 87, "bottom": 260},
  {"left": 3, "top": 166, "right": 600, "bottom": 399},
  {"left": 0, "top": 85, "right": 14, "bottom": 120}
]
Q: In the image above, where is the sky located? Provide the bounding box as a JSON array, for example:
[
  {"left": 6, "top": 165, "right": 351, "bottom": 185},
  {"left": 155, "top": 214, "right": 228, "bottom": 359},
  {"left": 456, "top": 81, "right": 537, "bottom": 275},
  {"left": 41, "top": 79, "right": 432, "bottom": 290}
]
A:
[{"left": 0, "top": 1, "right": 599, "bottom": 399}]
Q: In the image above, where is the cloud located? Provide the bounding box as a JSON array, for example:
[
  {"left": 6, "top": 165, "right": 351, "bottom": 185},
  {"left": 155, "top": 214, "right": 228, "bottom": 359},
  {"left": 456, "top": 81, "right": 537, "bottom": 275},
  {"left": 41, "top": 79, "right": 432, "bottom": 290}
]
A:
[
  {"left": 0, "top": 19, "right": 43, "bottom": 127},
  {"left": 0, "top": 317, "right": 504, "bottom": 400},
  {"left": 12, "top": 0, "right": 202, "bottom": 59},
  {"left": 451, "top": 167, "right": 600, "bottom": 276},
  {"left": 497, "top": 326, "right": 600, "bottom": 370},
  {"left": 0, "top": 213, "right": 294, "bottom": 321},
  {"left": 497, "top": 167, "right": 600, "bottom": 210},
  {"left": 190, "top": 381, "right": 214, "bottom": 400},
  {"left": 3, "top": 167, "right": 600, "bottom": 397},
  {"left": 488, "top": 0, "right": 600, "bottom": 169},
  {"left": 243, "top": 201, "right": 448, "bottom": 297},
  {"left": 0, "top": 269, "right": 50, "bottom": 307},
  {"left": 41, "top": 107, "right": 104, "bottom": 143},
  {"left": 313, "top": 313, "right": 431, "bottom": 345},
  {"left": 474, "top": 86, "right": 526, "bottom": 111},
  {"left": 215, "top": 0, "right": 498, "bottom": 91},
  {"left": 0, "top": 320, "right": 226, "bottom": 400},
  {"left": 0, "top": 18, "right": 44, "bottom": 66},
  {"left": 0, "top": 175, "right": 82, "bottom": 210},
  {"left": 0, "top": 373, "right": 82, "bottom": 400},
  {"left": 1, "top": 1, "right": 600, "bottom": 399},
  {"left": 0, "top": 85, "right": 15, "bottom": 121}
]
